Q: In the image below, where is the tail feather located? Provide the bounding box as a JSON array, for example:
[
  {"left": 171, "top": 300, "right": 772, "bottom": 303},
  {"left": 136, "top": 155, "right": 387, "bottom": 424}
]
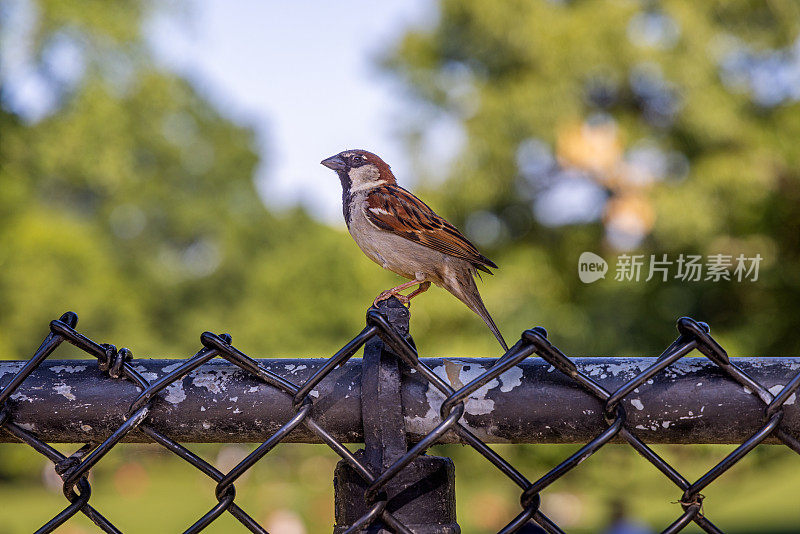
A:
[{"left": 443, "top": 271, "right": 508, "bottom": 352}]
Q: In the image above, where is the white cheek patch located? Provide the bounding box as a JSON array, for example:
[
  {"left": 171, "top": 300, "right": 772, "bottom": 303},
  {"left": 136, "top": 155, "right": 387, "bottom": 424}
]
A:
[{"left": 348, "top": 164, "right": 382, "bottom": 192}]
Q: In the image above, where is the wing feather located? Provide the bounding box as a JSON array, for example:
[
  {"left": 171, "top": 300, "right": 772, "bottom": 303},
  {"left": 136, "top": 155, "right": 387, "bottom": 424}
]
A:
[{"left": 364, "top": 185, "right": 498, "bottom": 273}]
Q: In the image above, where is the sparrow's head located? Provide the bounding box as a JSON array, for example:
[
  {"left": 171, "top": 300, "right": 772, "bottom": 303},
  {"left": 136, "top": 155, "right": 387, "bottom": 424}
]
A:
[{"left": 321, "top": 149, "right": 396, "bottom": 193}]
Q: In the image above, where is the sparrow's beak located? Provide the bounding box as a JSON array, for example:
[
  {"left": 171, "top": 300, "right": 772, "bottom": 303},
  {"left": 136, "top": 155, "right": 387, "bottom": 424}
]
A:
[{"left": 321, "top": 154, "right": 347, "bottom": 172}]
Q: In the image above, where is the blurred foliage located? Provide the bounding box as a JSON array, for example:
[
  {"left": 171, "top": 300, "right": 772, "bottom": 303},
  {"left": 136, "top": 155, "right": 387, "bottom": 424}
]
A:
[
  {"left": 5, "top": 0, "right": 798, "bottom": 359},
  {"left": 2, "top": 0, "right": 800, "bottom": 533},
  {"left": 0, "top": 0, "right": 398, "bottom": 360},
  {"left": 387, "top": 0, "right": 800, "bottom": 357}
]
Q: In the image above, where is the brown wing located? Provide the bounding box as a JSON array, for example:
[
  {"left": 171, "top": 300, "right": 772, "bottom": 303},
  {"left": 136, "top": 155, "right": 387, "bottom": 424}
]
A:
[{"left": 364, "top": 185, "right": 498, "bottom": 273}]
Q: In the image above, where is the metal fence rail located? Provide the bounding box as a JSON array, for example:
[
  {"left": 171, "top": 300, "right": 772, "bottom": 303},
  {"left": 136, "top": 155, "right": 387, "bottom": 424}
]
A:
[{"left": 0, "top": 298, "right": 799, "bottom": 534}]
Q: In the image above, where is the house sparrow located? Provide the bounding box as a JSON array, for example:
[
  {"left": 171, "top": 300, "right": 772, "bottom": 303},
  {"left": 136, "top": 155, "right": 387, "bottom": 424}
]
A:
[{"left": 321, "top": 149, "right": 508, "bottom": 351}]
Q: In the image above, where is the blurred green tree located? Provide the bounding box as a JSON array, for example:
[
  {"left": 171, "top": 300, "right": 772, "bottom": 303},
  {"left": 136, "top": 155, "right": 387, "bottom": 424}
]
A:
[
  {"left": 387, "top": 0, "right": 800, "bottom": 356},
  {"left": 0, "top": 0, "right": 388, "bottom": 359}
]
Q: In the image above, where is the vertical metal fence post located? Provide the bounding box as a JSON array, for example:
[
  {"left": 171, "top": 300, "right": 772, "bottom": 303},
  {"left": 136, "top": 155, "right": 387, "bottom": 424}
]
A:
[{"left": 334, "top": 297, "right": 459, "bottom": 533}]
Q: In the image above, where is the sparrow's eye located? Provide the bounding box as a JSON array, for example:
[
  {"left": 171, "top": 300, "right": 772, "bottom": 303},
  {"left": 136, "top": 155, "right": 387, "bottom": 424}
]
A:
[{"left": 351, "top": 155, "right": 365, "bottom": 165}]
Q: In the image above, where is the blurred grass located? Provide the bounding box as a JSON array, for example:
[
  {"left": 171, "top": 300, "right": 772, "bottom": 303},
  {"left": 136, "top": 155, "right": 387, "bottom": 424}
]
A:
[
  {"left": 1, "top": 442, "right": 799, "bottom": 533},
  {"left": 439, "top": 443, "right": 800, "bottom": 533}
]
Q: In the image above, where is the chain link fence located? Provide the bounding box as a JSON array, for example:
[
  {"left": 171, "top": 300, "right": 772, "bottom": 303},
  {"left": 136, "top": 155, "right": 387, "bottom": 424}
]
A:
[{"left": 1, "top": 298, "right": 799, "bottom": 533}]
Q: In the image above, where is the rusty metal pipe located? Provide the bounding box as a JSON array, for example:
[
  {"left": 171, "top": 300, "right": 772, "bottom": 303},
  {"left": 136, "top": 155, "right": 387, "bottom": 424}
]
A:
[{"left": 1, "top": 357, "right": 798, "bottom": 444}]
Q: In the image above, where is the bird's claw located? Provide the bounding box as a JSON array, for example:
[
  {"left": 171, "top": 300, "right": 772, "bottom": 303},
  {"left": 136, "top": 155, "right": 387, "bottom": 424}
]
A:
[{"left": 373, "top": 291, "right": 410, "bottom": 309}]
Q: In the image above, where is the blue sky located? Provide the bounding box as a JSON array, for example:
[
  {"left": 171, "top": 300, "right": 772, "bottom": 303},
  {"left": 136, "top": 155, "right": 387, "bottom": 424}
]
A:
[{"left": 147, "top": 0, "right": 437, "bottom": 224}]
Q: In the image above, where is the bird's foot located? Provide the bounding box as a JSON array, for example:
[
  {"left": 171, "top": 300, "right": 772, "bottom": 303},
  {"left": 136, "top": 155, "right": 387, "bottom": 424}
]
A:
[
  {"left": 373, "top": 279, "right": 430, "bottom": 309},
  {"left": 403, "top": 281, "right": 431, "bottom": 307},
  {"left": 373, "top": 290, "right": 410, "bottom": 308}
]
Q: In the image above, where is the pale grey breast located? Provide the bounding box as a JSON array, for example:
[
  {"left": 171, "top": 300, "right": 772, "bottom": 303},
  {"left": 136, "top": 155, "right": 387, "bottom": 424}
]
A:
[{"left": 347, "top": 192, "right": 450, "bottom": 284}]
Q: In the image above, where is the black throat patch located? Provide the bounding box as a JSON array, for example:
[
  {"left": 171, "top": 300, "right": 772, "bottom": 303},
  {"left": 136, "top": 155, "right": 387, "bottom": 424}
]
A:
[{"left": 337, "top": 170, "right": 353, "bottom": 226}]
